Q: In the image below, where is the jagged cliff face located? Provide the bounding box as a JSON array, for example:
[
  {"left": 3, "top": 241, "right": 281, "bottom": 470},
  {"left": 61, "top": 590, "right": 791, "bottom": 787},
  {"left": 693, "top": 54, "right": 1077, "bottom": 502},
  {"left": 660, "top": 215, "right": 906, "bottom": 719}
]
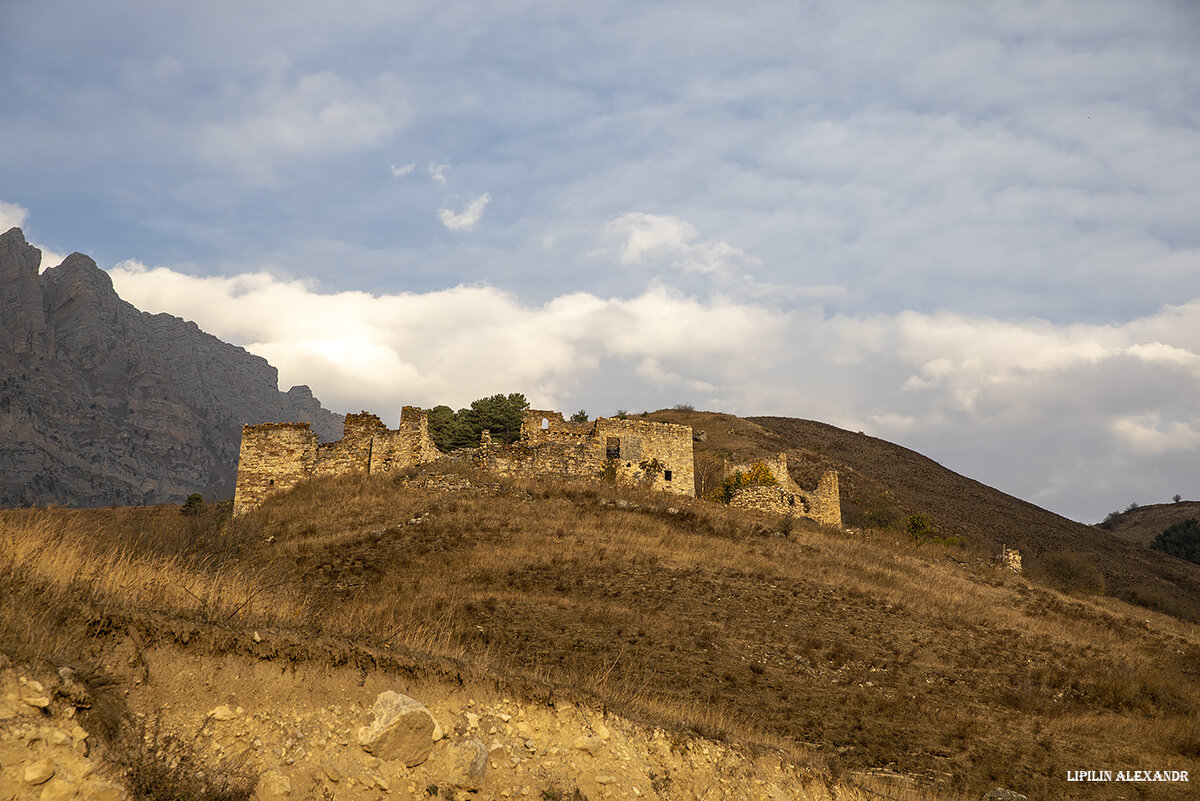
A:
[{"left": 0, "top": 227, "right": 343, "bottom": 507}]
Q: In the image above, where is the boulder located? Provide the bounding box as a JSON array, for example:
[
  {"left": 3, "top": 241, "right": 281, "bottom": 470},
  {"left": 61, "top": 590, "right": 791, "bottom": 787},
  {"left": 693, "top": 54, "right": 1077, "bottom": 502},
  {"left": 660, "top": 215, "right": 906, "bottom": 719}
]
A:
[
  {"left": 252, "top": 769, "right": 292, "bottom": 801},
  {"left": 440, "top": 738, "right": 488, "bottom": 792},
  {"left": 982, "top": 790, "right": 1027, "bottom": 801},
  {"left": 24, "top": 757, "right": 56, "bottom": 785},
  {"left": 357, "top": 691, "right": 436, "bottom": 767}
]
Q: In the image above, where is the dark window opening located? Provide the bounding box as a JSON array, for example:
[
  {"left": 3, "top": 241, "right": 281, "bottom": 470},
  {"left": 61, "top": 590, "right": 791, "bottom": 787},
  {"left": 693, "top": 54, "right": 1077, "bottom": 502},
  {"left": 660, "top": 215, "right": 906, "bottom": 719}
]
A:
[
  {"left": 268, "top": 479, "right": 275, "bottom": 486},
  {"left": 788, "top": 494, "right": 795, "bottom": 506},
  {"left": 606, "top": 436, "right": 620, "bottom": 459},
  {"left": 664, "top": 470, "right": 673, "bottom": 481}
]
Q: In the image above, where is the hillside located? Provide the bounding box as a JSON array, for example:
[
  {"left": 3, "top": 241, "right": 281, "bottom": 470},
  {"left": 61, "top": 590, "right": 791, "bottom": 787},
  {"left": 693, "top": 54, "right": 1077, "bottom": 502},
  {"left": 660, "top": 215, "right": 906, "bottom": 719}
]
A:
[
  {"left": 638, "top": 410, "right": 1200, "bottom": 622},
  {"left": 1095, "top": 500, "right": 1200, "bottom": 547},
  {"left": 2, "top": 464, "right": 1198, "bottom": 800},
  {"left": 0, "top": 227, "right": 342, "bottom": 507}
]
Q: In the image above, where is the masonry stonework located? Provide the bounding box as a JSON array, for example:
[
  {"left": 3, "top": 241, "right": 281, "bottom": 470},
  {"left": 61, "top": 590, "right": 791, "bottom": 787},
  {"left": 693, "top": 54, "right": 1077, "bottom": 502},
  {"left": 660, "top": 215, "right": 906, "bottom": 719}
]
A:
[
  {"left": 232, "top": 423, "right": 319, "bottom": 516},
  {"left": 233, "top": 406, "right": 440, "bottom": 515},
  {"left": 232, "top": 405, "right": 836, "bottom": 526},
  {"left": 725, "top": 452, "right": 842, "bottom": 528},
  {"left": 476, "top": 411, "right": 695, "bottom": 496}
]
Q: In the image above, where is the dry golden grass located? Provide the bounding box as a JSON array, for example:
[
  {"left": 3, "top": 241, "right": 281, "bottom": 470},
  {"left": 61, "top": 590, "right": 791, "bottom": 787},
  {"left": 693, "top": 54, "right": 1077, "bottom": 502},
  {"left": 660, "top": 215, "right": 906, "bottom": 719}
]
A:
[{"left": 3, "top": 464, "right": 1198, "bottom": 800}]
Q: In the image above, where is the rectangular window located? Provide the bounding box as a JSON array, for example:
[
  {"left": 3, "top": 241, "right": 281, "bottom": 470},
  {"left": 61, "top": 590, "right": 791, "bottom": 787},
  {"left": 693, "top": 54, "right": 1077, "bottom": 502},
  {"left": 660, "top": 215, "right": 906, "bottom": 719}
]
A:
[
  {"left": 606, "top": 436, "right": 620, "bottom": 459},
  {"left": 664, "top": 470, "right": 672, "bottom": 481}
]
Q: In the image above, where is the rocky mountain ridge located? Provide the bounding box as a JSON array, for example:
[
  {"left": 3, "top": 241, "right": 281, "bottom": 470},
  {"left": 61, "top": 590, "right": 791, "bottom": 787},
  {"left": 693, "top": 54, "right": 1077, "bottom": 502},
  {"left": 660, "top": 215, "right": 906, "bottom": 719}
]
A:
[{"left": 0, "top": 227, "right": 342, "bottom": 507}]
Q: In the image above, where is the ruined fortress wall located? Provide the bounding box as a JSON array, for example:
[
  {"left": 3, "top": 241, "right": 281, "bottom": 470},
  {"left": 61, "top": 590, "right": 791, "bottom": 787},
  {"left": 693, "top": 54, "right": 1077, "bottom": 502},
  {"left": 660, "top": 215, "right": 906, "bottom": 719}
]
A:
[
  {"left": 368, "top": 406, "right": 440, "bottom": 474},
  {"left": 312, "top": 411, "right": 386, "bottom": 477},
  {"left": 597, "top": 418, "right": 694, "bottom": 496},
  {"left": 477, "top": 441, "right": 606, "bottom": 481},
  {"left": 806, "top": 470, "right": 842, "bottom": 528},
  {"left": 730, "top": 484, "right": 804, "bottom": 515},
  {"left": 520, "top": 410, "right": 594, "bottom": 447},
  {"left": 725, "top": 453, "right": 799, "bottom": 493},
  {"left": 232, "top": 423, "right": 318, "bottom": 516}
]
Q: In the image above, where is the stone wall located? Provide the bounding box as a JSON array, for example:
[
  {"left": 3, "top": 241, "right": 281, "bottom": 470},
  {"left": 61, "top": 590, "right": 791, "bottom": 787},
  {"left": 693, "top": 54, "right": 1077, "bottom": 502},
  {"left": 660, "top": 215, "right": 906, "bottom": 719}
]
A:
[
  {"left": 233, "top": 409, "right": 441, "bottom": 514},
  {"left": 232, "top": 423, "right": 319, "bottom": 515},
  {"left": 724, "top": 455, "right": 842, "bottom": 529},
  {"left": 805, "top": 470, "right": 841, "bottom": 528},
  {"left": 368, "top": 406, "right": 441, "bottom": 475},
  {"left": 313, "top": 412, "right": 385, "bottom": 477},
  {"left": 477, "top": 413, "right": 695, "bottom": 497},
  {"left": 729, "top": 484, "right": 807, "bottom": 516}
]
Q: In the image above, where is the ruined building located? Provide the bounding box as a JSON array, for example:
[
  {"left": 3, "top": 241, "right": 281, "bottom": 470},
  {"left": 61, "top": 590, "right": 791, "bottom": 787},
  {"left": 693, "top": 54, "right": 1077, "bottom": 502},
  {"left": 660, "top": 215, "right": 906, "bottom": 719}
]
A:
[
  {"left": 475, "top": 410, "right": 695, "bottom": 497},
  {"left": 232, "top": 407, "right": 440, "bottom": 515},
  {"left": 724, "top": 453, "right": 842, "bottom": 529},
  {"left": 233, "top": 406, "right": 841, "bottom": 529}
]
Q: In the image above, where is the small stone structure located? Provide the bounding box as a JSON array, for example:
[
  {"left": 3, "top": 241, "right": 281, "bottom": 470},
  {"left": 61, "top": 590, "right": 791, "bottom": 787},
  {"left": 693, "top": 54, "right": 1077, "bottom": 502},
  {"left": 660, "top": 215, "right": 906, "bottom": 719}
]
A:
[
  {"left": 1000, "top": 545, "right": 1023, "bottom": 574},
  {"left": 233, "top": 407, "right": 440, "bottom": 515},
  {"left": 725, "top": 453, "right": 842, "bottom": 528},
  {"left": 475, "top": 410, "right": 695, "bottom": 497}
]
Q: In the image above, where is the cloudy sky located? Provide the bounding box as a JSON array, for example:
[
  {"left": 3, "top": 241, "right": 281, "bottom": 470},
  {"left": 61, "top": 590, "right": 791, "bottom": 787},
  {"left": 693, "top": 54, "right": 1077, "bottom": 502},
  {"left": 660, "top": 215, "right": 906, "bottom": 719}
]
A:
[{"left": 2, "top": 1, "right": 1198, "bottom": 522}]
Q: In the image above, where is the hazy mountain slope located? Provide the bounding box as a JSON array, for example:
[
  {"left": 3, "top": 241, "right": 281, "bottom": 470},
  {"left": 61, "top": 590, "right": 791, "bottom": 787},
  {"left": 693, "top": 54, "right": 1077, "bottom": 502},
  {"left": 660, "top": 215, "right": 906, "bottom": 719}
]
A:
[
  {"left": 744, "top": 415, "right": 1200, "bottom": 617},
  {"left": 0, "top": 227, "right": 342, "bottom": 507},
  {"left": 1097, "top": 499, "right": 1200, "bottom": 546}
]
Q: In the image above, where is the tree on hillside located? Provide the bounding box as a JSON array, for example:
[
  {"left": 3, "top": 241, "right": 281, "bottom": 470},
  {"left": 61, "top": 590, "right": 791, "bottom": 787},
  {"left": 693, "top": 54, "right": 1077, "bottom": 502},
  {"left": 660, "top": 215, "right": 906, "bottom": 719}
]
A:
[
  {"left": 427, "top": 393, "right": 530, "bottom": 451},
  {"left": 1151, "top": 518, "right": 1200, "bottom": 565}
]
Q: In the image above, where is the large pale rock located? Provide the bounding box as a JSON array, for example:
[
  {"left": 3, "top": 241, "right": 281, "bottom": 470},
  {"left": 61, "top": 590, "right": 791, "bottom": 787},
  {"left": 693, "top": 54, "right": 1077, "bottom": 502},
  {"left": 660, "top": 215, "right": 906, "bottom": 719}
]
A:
[
  {"left": 357, "top": 692, "right": 436, "bottom": 767},
  {"left": 252, "top": 769, "right": 292, "bottom": 801},
  {"left": 79, "top": 780, "right": 127, "bottom": 801},
  {"left": 37, "top": 778, "right": 78, "bottom": 801},
  {"left": 24, "top": 757, "right": 56, "bottom": 785},
  {"left": 442, "top": 738, "right": 488, "bottom": 792}
]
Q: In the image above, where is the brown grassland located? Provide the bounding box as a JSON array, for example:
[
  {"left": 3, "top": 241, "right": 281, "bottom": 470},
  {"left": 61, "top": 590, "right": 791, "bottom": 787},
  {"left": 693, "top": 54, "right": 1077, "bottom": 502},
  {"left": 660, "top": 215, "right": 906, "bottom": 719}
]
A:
[{"left": 3, "top": 443, "right": 1199, "bottom": 799}]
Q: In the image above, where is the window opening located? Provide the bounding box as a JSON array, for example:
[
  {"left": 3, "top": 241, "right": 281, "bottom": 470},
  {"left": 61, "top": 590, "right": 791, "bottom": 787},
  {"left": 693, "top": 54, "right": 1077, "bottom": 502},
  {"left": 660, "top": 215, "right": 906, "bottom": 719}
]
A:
[
  {"left": 664, "top": 470, "right": 673, "bottom": 481},
  {"left": 541, "top": 417, "right": 549, "bottom": 430},
  {"left": 606, "top": 436, "right": 620, "bottom": 459}
]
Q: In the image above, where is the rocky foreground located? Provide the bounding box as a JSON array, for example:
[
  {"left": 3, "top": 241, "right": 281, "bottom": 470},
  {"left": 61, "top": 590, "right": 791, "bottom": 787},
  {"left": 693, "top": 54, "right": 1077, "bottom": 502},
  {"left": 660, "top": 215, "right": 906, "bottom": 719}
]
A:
[{"left": 0, "top": 648, "right": 827, "bottom": 801}]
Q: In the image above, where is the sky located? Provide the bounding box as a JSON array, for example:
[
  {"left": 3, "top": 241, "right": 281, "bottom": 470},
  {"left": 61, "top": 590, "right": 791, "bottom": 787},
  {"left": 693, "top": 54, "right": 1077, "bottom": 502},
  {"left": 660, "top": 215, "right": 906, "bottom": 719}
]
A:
[{"left": 2, "top": 0, "right": 1198, "bottom": 523}]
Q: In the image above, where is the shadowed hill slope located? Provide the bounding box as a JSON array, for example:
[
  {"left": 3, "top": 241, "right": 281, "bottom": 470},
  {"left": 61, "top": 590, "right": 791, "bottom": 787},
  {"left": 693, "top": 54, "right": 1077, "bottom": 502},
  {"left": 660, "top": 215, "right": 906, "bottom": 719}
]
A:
[
  {"left": 748, "top": 415, "right": 1200, "bottom": 619},
  {"left": 634, "top": 409, "right": 1200, "bottom": 621}
]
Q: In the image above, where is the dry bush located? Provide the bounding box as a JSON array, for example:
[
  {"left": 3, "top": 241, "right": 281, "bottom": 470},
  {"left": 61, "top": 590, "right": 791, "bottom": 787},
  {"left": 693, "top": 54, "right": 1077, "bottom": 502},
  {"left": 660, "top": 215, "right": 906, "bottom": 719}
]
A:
[
  {"left": 1038, "top": 551, "right": 1106, "bottom": 594},
  {"left": 114, "top": 713, "right": 254, "bottom": 801}
]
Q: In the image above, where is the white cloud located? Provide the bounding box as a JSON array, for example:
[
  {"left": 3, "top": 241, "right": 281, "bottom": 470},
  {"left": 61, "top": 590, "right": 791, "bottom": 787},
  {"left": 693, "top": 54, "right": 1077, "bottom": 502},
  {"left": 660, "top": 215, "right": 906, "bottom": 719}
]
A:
[
  {"left": 390, "top": 162, "right": 415, "bottom": 179},
  {"left": 605, "top": 213, "right": 756, "bottom": 276},
  {"left": 428, "top": 162, "right": 450, "bottom": 184},
  {"left": 104, "top": 254, "right": 1200, "bottom": 521},
  {"left": 0, "top": 200, "right": 29, "bottom": 231},
  {"left": 438, "top": 194, "right": 491, "bottom": 231},
  {"left": 106, "top": 260, "right": 776, "bottom": 415},
  {"left": 196, "top": 72, "right": 409, "bottom": 184}
]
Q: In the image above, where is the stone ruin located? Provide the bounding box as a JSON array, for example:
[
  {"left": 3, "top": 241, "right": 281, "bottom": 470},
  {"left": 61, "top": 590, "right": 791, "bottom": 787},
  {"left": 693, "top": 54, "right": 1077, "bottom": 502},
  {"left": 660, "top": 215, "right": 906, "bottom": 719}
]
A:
[
  {"left": 474, "top": 409, "right": 695, "bottom": 497},
  {"left": 233, "top": 406, "right": 842, "bottom": 529},
  {"left": 232, "top": 407, "right": 440, "bottom": 516},
  {"left": 723, "top": 453, "right": 843, "bottom": 529}
]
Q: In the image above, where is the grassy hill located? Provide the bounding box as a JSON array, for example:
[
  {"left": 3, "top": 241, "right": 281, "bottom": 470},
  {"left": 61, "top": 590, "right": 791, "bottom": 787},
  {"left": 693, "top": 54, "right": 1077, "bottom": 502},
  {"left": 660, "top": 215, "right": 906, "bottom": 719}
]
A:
[
  {"left": 1096, "top": 500, "right": 1200, "bottom": 547},
  {"left": 639, "top": 409, "right": 1200, "bottom": 622},
  {"left": 3, "top": 436, "right": 1199, "bottom": 799}
]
